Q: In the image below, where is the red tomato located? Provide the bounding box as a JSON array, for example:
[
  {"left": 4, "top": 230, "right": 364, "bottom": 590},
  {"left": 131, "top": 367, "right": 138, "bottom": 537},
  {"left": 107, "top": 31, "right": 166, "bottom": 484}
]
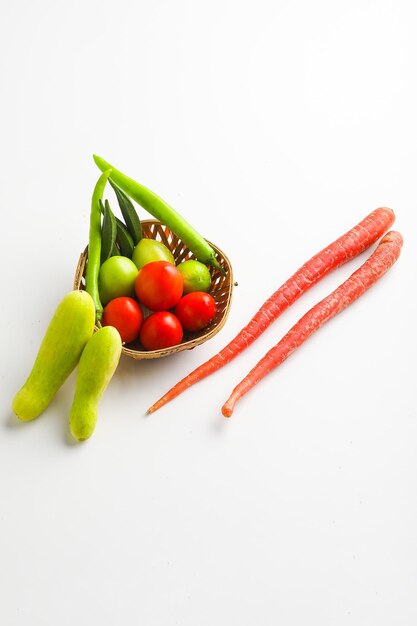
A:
[
  {"left": 135, "top": 261, "right": 183, "bottom": 311},
  {"left": 140, "top": 311, "right": 183, "bottom": 351},
  {"left": 102, "top": 297, "right": 143, "bottom": 343},
  {"left": 174, "top": 292, "right": 216, "bottom": 331}
]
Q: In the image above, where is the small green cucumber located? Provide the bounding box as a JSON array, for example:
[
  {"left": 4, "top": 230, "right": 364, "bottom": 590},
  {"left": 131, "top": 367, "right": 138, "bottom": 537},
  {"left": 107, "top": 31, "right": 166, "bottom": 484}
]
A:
[
  {"left": 69, "top": 326, "right": 122, "bottom": 441},
  {"left": 100, "top": 199, "right": 117, "bottom": 262},
  {"left": 12, "top": 291, "right": 96, "bottom": 421},
  {"left": 110, "top": 180, "right": 142, "bottom": 245},
  {"left": 115, "top": 217, "right": 135, "bottom": 257}
]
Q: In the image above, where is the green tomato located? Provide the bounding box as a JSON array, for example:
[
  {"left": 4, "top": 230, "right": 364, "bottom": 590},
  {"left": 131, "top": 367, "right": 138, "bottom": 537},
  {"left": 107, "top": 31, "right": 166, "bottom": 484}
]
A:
[
  {"left": 98, "top": 256, "right": 138, "bottom": 305},
  {"left": 132, "top": 238, "right": 174, "bottom": 269},
  {"left": 176, "top": 259, "right": 212, "bottom": 294}
]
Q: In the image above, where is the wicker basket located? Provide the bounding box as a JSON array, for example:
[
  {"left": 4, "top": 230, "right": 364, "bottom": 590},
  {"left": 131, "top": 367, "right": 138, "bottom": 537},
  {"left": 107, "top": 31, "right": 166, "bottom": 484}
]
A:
[{"left": 73, "top": 220, "right": 234, "bottom": 359}]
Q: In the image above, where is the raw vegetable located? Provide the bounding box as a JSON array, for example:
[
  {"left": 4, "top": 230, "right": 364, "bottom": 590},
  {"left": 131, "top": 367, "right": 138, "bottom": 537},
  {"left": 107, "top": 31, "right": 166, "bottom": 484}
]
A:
[
  {"left": 147, "top": 207, "right": 395, "bottom": 413},
  {"left": 177, "top": 259, "right": 212, "bottom": 294},
  {"left": 99, "top": 199, "right": 132, "bottom": 258},
  {"left": 102, "top": 297, "right": 143, "bottom": 343},
  {"left": 93, "top": 154, "right": 223, "bottom": 273},
  {"left": 12, "top": 291, "right": 95, "bottom": 421},
  {"left": 98, "top": 256, "right": 138, "bottom": 305},
  {"left": 222, "top": 231, "right": 403, "bottom": 416},
  {"left": 140, "top": 312, "right": 183, "bottom": 351},
  {"left": 69, "top": 326, "right": 122, "bottom": 441},
  {"left": 100, "top": 200, "right": 117, "bottom": 263},
  {"left": 86, "top": 169, "right": 112, "bottom": 322},
  {"left": 115, "top": 217, "right": 135, "bottom": 258},
  {"left": 132, "top": 238, "right": 174, "bottom": 269},
  {"left": 110, "top": 180, "right": 142, "bottom": 245},
  {"left": 111, "top": 242, "right": 120, "bottom": 256},
  {"left": 174, "top": 292, "right": 216, "bottom": 331},
  {"left": 135, "top": 260, "right": 183, "bottom": 311}
]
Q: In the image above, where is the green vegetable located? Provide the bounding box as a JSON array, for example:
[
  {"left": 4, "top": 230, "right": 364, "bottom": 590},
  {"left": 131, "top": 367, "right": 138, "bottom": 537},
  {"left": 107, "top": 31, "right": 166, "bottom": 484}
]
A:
[
  {"left": 99, "top": 199, "right": 121, "bottom": 256},
  {"left": 111, "top": 242, "right": 120, "bottom": 256},
  {"left": 94, "top": 155, "right": 223, "bottom": 273},
  {"left": 12, "top": 291, "right": 96, "bottom": 421},
  {"left": 86, "top": 169, "right": 112, "bottom": 322},
  {"left": 69, "top": 326, "right": 122, "bottom": 441},
  {"left": 110, "top": 179, "right": 142, "bottom": 245},
  {"left": 132, "top": 238, "right": 174, "bottom": 269},
  {"left": 100, "top": 200, "right": 117, "bottom": 263},
  {"left": 177, "top": 259, "right": 212, "bottom": 294},
  {"left": 115, "top": 217, "right": 135, "bottom": 258},
  {"left": 98, "top": 256, "right": 138, "bottom": 305}
]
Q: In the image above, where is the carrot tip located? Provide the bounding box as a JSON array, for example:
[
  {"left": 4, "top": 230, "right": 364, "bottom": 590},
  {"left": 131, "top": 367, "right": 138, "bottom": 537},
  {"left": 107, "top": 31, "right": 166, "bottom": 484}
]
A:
[
  {"left": 222, "top": 405, "right": 233, "bottom": 418},
  {"left": 147, "top": 397, "right": 168, "bottom": 414}
]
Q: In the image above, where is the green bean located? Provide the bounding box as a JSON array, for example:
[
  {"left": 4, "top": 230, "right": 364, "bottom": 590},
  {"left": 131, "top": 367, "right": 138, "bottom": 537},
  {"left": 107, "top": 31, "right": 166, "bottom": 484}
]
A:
[
  {"left": 85, "top": 169, "right": 112, "bottom": 322},
  {"left": 110, "top": 180, "right": 142, "bottom": 245},
  {"left": 100, "top": 199, "right": 118, "bottom": 263},
  {"left": 93, "top": 155, "right": 223, "bottom": 273},
  {"left": 115, "top": 217, "right": 135, "bottom": 257}
]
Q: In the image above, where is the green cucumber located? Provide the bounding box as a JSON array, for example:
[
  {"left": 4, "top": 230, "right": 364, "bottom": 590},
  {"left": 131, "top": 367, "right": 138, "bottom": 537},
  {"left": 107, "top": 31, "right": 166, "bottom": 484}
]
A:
[
  {"left": 12, "top": 291, "right": 96, "bottom": 421},
  {"left": 69, "top": 326, "right": 122, "bottom": 441},
  {"left": 110, "top": 180, "right": 142, "bottom": 245}
]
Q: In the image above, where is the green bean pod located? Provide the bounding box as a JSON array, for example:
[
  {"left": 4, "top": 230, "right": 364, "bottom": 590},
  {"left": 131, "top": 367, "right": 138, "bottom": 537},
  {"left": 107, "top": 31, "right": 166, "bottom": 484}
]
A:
[
  {"left": 93, "top": 155, "right": 223, "bottom": 273},
  {"left": 100, "top": 199, "right": 118, "bottom": 263},
  {"left": 115, "top": 217, "right": 135, "bottom": 257},
  {"left": 85, "top": 169, "right": 112, "bottom": 322},
  {"left": 110, "top": 180, "right": 142, "bottom": 245}
]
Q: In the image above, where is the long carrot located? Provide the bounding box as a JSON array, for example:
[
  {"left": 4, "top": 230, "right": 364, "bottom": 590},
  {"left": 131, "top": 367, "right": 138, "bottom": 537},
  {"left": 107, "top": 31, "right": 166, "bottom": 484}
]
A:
[
  {"left": 222, "top": 231, "right": 403, "bottom": 417},
  {"left": 147, "top": 208, "right": 395, "bottom": 414}
]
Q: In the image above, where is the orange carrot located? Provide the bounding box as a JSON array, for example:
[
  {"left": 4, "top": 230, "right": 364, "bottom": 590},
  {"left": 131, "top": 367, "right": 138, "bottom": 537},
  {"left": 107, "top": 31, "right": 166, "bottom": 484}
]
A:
[
  {"left": 147, "top": 208, "right": 395, "bottom": 414},
  {"left": 222, "top": 231, "right": 403, "bottom": 417}
]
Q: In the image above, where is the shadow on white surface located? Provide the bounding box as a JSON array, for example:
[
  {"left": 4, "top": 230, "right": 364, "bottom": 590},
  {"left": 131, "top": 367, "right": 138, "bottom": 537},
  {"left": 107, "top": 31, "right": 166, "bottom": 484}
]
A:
[{"left": 5, "top": 412, "right": 28, "bottom": 429}]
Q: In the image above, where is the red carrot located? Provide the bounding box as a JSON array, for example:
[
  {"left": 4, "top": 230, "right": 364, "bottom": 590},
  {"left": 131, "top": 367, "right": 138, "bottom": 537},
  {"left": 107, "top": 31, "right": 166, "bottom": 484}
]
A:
[
  {"left": 222, "top": 231, "right": 403, "bottom": 417},
  {"left": 147, "top": 208, "right": 395, "bottom": 414}
]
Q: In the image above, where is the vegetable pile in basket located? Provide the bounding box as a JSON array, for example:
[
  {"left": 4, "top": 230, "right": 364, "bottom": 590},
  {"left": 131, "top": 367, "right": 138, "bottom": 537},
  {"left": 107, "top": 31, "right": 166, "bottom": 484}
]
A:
[
  {"left": 87, "top": 160, "right": 220, "bottom": 348},
  {"left": 11, "top": 153, "right": 403, "bottom": 442}
]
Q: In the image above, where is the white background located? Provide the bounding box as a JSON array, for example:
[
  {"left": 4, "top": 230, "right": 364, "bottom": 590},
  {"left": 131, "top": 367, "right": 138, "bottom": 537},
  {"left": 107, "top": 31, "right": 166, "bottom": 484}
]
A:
[{"left": 1, "top": 1, "right": 416, "bottom": 624}]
